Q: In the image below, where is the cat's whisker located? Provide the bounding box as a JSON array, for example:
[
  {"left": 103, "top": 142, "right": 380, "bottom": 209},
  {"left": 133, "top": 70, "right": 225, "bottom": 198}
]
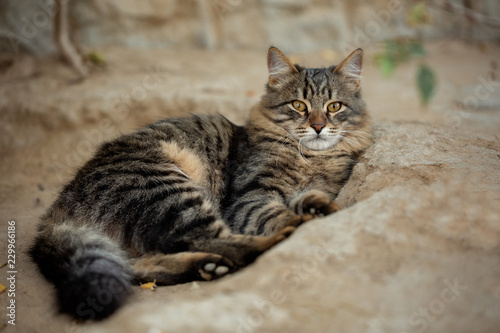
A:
[
  {"left": 340, "top": 130, "right": 373, "bottom": 139},
  {"left": 342, "top": 131, "right": 372, "bottom": 138},
  {"left": 265, "top": 134, "right": 292, "bottom": 165},
  {"left": 339, "top": 129, "right": 372, "bottom": 142},
  {"left": 339, "top": 134, "right": 359, "bottom": 147},
  {"left": 275, "top": 134, "right": 295, "bottom": 167},
  {"left": 297, "top": 138, "right": 311, "bottom": 166}
]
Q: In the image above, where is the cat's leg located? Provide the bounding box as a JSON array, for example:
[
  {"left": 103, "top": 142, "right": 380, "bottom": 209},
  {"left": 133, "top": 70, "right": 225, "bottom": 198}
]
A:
[
  {"left": 132, "top": 223, "right": 294, "bottom": 280},
  {"left": 133, "top": 185, "right": 296, "bottom": 268},
  {"left": 131, "top": 252, "right": 236, "bottom": 284},
  {"left": 186, "top": 224, "right": 296, "bottom": 267},
  {"left": 226, "top": 190, "right": 339, "bottom": 237}
]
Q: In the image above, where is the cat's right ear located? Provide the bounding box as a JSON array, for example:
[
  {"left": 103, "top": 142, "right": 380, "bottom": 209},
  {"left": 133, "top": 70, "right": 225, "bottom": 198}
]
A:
[
  {"left": 267, "top": 47, "right": 298, "bottom": 87},
  {"left": 332, "top": 49, "right": 363, "bottom": 91}
]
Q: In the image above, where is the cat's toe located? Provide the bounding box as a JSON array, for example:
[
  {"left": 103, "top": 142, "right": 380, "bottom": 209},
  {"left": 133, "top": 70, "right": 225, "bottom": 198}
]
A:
[
  {"left": 329, "top": 201, "right": 340, "bottom": 213},
  {"left": 268, "top": 226, "right": 296, "bottom": 245},
  {"left": 285, "top": 214, "right": 315, "bottom": 228},
  {"left": 198, "top": 254, "right": 235, "bottom": 281},
  {"left": 204, "top": 263, "right": 216, "bottom": 272},
  {"left": 302, "top": 194, "right": 340, "bottom": 218},
  {"left": 215, "top": 266, "right": 229, "bottom": 276},
  {"left": 275, "top": 225, "right": 296, "bottom": 240},
  {"left": 315, "top": 201, "right": 340, "bottom": 217}
]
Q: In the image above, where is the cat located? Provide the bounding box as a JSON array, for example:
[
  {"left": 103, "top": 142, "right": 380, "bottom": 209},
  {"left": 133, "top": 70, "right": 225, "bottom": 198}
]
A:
[{"left": 29, "top": 47, "right": 372, "bottom": 320}]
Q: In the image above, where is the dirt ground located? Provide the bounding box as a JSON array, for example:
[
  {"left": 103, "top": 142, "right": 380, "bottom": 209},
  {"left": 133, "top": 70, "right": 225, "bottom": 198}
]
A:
[{"left": 1, "top": 40, "right": 500, "bottom": 333}]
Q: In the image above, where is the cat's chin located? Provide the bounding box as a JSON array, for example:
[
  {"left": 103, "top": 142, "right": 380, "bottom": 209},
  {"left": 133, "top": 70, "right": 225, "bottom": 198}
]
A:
[{"left": 299, "top": 136, "right": 340, "bottom": 151}]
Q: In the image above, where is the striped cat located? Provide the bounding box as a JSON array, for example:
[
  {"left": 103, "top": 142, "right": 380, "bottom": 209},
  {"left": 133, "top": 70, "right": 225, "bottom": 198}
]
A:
[{"left": 29, "top": 47, "right": 371, "bottom": 320}]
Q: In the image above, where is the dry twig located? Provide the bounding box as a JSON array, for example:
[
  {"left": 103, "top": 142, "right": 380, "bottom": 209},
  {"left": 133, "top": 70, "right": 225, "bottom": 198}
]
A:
[{"left": 54, "top": 0, "right": 88, "bottom": 77}]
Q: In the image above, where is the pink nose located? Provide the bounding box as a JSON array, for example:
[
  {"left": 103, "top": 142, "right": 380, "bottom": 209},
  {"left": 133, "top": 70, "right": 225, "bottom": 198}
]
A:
[{"left": 311, "top": 123, "right": 325, "bottom": 134}]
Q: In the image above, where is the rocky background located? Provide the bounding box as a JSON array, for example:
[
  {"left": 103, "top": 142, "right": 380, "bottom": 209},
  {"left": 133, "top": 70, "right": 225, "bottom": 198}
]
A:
[
  {"left": 2, "top": 0, "right": 500, "bottom": 55},
  {"left": 1, "top": 1, "right": 500, "bottom": 333}
]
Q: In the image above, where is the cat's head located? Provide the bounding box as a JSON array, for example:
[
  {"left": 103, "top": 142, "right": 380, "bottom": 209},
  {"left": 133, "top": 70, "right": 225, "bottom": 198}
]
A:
[{"left": 255, "top": 47, "right": 371, "bottom": 153}]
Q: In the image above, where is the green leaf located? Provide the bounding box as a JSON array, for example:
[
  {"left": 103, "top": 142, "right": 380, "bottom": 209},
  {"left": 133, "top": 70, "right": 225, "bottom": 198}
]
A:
[
  {"left": 408, "top": 40, "right": 425, "bottom": 57},
  {"left": 408, "top": 2, "right": 431, "bottom": 26},
  {"left": 377, "top": 55, "right": 396, "bottom": 78},
  {"left": 416, "top": 64, "right": 437, "bottom": 106}
]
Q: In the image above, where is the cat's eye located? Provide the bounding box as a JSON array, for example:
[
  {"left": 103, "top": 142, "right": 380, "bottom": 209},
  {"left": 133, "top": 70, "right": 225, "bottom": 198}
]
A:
[
  {"left": 327, "top": 102, "right": 343, "bottom": 113},
  {"left": 291, "top": 100, "right": 307, "bottom": 112}
]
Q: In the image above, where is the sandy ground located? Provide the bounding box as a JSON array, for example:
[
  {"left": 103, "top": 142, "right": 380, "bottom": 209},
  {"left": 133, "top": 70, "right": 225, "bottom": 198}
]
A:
[{"left": 0, "top": 40, "right": 499, "bottom": 333}]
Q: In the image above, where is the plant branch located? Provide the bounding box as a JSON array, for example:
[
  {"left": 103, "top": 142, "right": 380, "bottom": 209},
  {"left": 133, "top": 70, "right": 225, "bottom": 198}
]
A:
[
  {"left": 424, "top": 0, "right": 500, "bottom": 29},
  {"left": 54, "top": 0, "right": 88, "bottom": 77}
]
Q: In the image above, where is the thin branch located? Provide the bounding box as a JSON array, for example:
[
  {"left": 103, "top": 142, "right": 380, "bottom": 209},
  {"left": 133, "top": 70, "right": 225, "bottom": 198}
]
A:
[
  {"left": 424, "top": 0, "right": 500, "bottom": 29},
  {"left": 54, "top": 0, "right": 88, "bottom": 77}
]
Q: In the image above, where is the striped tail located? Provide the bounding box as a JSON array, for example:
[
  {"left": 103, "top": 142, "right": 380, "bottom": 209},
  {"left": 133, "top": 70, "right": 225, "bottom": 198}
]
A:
[{"left": 29, "top": 222, "right": 132, "bottom": 320}]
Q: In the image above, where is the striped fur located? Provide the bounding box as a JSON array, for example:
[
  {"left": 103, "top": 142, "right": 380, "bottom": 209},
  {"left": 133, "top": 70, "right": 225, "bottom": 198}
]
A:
[{"left": 29, "top": 47, "right": 372, "bottom": 320}]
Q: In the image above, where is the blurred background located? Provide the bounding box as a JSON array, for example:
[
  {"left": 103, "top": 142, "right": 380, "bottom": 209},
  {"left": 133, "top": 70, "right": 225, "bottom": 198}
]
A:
[
  {"left": 2, "top": 0, "right": 500, "bottom": 55},
  {"left": 1, "top": 0, "right": 499, "bottom": 152}
]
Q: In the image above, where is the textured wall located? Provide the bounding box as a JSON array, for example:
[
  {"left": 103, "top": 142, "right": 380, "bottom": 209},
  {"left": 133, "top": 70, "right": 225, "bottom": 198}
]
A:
[{"left": 1, "top": 0, "right": 500, "bottom": 55}]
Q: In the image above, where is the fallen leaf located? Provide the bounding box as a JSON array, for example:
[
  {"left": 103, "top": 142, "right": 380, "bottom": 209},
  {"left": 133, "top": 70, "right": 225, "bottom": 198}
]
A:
[
  {"left": 0, "top": 282, "right": 6, "bottom": 294},
  {"left": 140, "top": 279, "right": 157, "bottom": 290},
  {"left": 87, "top": 51, "right": 106, "bottom": 65}
]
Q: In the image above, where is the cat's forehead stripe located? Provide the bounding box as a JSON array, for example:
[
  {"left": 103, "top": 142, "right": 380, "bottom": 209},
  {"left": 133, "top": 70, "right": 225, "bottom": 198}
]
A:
[
  {"left": 317, "top": 77, "right": 328, "bottom": 95},
  {"left": 302, "top": 68, "right": 332, "bottom": 99},
  {"left": 306, "top": 77, "right": 317, "bottom": 95}
]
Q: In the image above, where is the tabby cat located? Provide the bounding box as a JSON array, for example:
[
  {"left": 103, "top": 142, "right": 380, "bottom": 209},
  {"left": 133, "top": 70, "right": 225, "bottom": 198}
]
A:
[{"left": 29, "top": 47, "right": 371, "bottom": 320}]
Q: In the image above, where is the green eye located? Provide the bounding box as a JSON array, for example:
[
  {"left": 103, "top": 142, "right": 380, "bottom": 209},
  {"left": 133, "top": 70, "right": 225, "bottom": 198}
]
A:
[
  {"left": 292, "top": 100, "right": 307, "bottom": 112},
  {"left": 327, "top": 102, "right": 343, "bottom": 113}
]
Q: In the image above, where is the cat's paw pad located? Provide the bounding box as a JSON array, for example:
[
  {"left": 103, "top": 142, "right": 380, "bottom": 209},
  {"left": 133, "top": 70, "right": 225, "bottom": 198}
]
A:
[
  {"left": 299, "top": 191, "right": 339, "bottom": 218},
  {"left": 197, "top": 254, "right": 234, "bottom": 281},
  {"left": 203, "top": 263, "right": 229, "bottom": 276}
]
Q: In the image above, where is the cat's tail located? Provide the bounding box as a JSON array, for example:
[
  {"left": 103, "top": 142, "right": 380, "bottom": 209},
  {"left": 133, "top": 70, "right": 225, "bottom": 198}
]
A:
[{"left": 29, "top": 221, "right": 132, "bottom": 320}]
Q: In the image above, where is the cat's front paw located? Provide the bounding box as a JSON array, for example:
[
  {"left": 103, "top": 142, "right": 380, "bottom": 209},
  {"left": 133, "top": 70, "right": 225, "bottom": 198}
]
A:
[{"left": 294, "top": 190, "right": 340, "bottom": 218}]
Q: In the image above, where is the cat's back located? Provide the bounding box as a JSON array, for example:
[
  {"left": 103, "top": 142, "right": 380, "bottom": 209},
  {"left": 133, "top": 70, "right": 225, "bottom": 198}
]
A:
[{"left": 45, "top": 114, "right": 240, "bottom": 226}]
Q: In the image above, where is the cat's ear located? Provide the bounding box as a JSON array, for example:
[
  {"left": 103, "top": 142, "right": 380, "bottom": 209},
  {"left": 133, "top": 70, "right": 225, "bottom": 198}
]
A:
[
  {"left": 267, "top": 47, "right": 298, "bottom": 87},
  {"left": 332, "top": 49, "right": 363, "bottom": 90}
]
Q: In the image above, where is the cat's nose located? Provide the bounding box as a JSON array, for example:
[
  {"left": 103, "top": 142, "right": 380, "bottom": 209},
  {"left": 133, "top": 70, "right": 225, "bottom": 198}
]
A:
[{"left": 311, "top": 123, "right": 325, "bottom": 134}]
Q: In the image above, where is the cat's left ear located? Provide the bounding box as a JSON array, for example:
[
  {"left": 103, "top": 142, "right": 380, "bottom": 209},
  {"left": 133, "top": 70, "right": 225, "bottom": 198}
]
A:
[
  {"left": 332, "top": 49, "right": 363, "bottom": 91},
  {"left": 267, "top": 47, "right": 299, "bottom": 87}
]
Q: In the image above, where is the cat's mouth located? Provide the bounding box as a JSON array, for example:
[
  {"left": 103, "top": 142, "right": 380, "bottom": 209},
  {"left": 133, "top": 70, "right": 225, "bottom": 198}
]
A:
[{"left": 298, "top": 133, "right": 340, "bottom": 151}]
